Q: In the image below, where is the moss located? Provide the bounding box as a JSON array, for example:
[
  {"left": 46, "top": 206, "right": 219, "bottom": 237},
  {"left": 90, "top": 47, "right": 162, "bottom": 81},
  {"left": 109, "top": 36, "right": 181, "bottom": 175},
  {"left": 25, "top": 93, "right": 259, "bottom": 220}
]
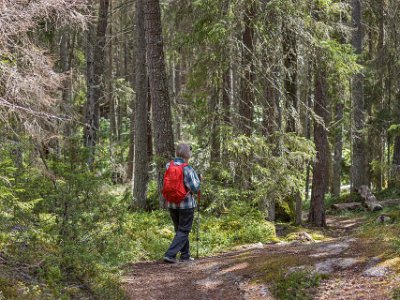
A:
[
  {"left": 252, "top": 254, "right": 313, "bottom": 284},
  {"left": 0, "top": 277, "right": 19, "bottom": 299},
  {"left": 393, "top": 287, "right": 400, "bottom": 300}
]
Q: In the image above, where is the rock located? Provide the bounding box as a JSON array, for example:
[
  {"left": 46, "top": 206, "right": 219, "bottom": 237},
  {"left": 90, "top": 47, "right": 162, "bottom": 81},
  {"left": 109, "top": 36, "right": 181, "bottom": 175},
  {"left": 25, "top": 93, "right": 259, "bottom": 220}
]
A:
[
  {"left": 363, "top": 266, "right": 389, "bottom": 277},
  {"left": 233, "top": 242, "right": 264, "bottom": 251},
  {"left": 375, "top": 215, "right": 392, "bottom": 223},
  {"left": 314, "top": 258, "right": 361, "bottom": 275},
  {"left": 298, "top": 231, "right": 315, "bottom": 243},
  {"left": 310, "top": 241, "right": 350, "bottom": 257}
]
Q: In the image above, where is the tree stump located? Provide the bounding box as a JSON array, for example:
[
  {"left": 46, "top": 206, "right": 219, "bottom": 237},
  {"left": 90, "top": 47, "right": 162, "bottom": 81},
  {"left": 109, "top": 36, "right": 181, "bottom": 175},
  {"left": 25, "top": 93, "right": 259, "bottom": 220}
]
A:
[{"left": 357, "top": 185, "right": 383, "bottom": 212}]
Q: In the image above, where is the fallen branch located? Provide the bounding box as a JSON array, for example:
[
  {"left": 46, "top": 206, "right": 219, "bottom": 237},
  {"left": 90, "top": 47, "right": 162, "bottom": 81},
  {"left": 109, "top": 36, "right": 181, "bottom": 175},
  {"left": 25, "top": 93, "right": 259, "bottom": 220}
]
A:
[
  {"left": 357, "top": 185, "right": 383, "bottom": 212},
  {"left": 331, "top": 202, "right": 364, "bottom": 211}
]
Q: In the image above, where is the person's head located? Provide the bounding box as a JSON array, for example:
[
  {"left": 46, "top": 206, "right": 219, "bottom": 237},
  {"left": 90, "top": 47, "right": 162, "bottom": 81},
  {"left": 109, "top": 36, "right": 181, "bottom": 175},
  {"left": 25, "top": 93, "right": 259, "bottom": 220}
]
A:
[{"left": 176, "top": 143, "right": 192, "bottom": 161}]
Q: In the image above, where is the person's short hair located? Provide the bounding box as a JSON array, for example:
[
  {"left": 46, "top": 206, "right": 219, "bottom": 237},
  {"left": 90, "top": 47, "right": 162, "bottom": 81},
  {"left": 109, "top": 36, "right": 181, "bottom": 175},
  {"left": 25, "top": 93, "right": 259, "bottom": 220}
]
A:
[{"left": 176, "top": 143, "right": 192, "bottom": 159}]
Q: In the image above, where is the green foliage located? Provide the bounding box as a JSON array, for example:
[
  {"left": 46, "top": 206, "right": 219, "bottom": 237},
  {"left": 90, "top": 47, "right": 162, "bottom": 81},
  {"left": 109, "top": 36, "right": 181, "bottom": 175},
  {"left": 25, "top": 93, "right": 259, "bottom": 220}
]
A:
[
  {"left": 119, "top": 201, "right": 275, "bottom": 260},
  {"left": 393, "top": 287, "right": 400, "bottom": 300},
  {"left": 274, "top": 270, "right": 326, "bottom": 300},
  {"left": 196, "top": 201, "right": 276, "bottom": 255},
  {"left": 320, "top": 39, "right": 360, "bottom": 76},
  {"left": 225, "top": 133, "right": 315, "bottom": 219}
]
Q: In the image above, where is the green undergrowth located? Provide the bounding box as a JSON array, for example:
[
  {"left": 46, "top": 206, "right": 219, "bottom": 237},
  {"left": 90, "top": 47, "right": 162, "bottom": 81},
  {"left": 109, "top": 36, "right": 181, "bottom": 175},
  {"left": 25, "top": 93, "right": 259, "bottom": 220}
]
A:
[
  {"left": 250, "top": 255, "right": 327, "bottom": 300},
  {"left": 122, "top": 201, "right": 276, "bottom": 261},
  {"left": 357, "top": 205, "right": 400, "bottom": 256},
  {"left": 275, "top": 223, "right": 326, "bottom": 242},
  {"left": 274, "top": 270, "right": 327, "bottom": 300}
]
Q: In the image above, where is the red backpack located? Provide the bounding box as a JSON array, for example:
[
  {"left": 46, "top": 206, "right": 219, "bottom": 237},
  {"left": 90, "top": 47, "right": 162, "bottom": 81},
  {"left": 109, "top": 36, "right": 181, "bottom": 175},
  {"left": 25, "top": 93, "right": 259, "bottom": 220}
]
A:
[{"left": 162, "top": 161, "right": 189, "bottom": 204}]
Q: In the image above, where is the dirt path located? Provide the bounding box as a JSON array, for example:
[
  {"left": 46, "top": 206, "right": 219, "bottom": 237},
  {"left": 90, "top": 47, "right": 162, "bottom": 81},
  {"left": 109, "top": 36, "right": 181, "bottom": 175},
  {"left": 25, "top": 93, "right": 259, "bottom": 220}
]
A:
[{"left": 122, "top": 216, "right": 400, "bottom": 300}]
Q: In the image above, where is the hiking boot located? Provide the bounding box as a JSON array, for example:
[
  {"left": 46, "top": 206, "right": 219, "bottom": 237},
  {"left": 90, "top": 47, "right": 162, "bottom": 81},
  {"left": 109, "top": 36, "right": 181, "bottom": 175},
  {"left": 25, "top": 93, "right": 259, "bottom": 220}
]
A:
[
  {"left": 163, "top": 256, "right": 177, "bottom": 264},
  {"left": 180, "top": 256, "right": 195, "bottom": 262}
]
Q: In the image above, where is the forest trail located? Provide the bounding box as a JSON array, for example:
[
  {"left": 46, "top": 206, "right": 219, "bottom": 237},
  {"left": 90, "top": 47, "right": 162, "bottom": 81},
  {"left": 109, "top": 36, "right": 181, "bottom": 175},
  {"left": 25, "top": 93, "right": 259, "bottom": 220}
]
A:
[{"left": 122, "top": 216, "right": 400, "bottom": 300}]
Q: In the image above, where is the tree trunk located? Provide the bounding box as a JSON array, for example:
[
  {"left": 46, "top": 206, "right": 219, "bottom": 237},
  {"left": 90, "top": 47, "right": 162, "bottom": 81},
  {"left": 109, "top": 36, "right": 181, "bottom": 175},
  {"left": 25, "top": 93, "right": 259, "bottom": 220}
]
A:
[
  {"left": 331, "top": 99, "right": 343, "bottom": 198},
  {"left": 222, "top": 69, "right": 231, "bottom": 126},
  {"left": 282, "top": 18, "right": 300, "bottom": 224},
  {"left": 351, "top": 0, "right": 368, "bottom": 190},
  {"left": 308, "top": 61, "right": 328, "bottom": 227},
  {"left": 305, "top": 77, "right": 313, "bottom": 201},
  {"left": 145, "top": 0, "right": 175, "bottom": 208},
  {"left": 390, "top": 90, "right": 400, "bottom": 187},
  {"left": 210, "top": 89, "right": 221, "bottom": 164},
  {"left": 60, "top": 29, "right": 73, "bottom": 138},
  {"left": 172, "top": 60, "right": 183, "bottom": 141},
  {"left": 84, "top": 0, "right": 109, "bottom": 166},
  {"left": 107, "top": 0, "right": 117, "bottom": 146},
  {"left": 238, "top": 0, "right": 255, "bottom": 137},
  {"left": 282, "top": 22, "right": 298, "bottom": 133},
  {"left": 132, "top": 0, "right": 150, "bottom": 209},
  {"left": 236, "top": 0, "right": 255, "bottom": 189}
]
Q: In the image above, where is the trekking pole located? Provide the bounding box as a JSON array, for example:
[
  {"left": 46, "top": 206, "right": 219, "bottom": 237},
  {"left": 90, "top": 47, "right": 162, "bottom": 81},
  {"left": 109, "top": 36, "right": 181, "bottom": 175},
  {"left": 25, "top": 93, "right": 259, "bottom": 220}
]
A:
[
  {"left": 196, "top": 176, "right": 201, "bottom": 259},
  {"left": 196, "top": 189, "right": 200, "bottom": 259}
]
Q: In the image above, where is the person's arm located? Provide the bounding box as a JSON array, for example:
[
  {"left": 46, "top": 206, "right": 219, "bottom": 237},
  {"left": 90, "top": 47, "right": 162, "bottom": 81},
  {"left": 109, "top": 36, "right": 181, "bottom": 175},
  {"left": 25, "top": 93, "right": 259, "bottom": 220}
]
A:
[{"left": 183, "top": 166, "right": 200, "bottom": 193}]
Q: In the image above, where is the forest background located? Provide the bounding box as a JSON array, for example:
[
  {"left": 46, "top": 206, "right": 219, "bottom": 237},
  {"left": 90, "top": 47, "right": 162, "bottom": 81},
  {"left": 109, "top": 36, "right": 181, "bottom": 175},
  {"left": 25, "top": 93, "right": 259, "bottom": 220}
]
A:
[{"left": 1, "top": 0, "right": 400, "bottom": 298}]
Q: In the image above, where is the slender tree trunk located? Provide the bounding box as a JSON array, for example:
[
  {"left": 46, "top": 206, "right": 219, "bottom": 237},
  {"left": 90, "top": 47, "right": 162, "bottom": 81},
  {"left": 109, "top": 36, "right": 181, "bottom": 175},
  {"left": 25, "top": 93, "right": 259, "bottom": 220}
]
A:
[
  {"left": 221, "top": 67, "right": 231, "bottom": 166},
  {"left": 236, "top": 0, "right": 255, "bottom": 189},
  {"left": 127, "top": 102, "right": 135, "bottom": 181},
  {"left": 132, "top": 0, "right": 149, "bottom": 209},
  {"left": 238, "top": 0, "right": 255, "bottom": 137},
  {"left": 331, "top": 98, "right": 343, "bottom": 197},
  {"left": 282, "top": 18, "right": 301, "bottom": 224},
  {"left": 145, "top": 0, "right": 175, "bottom": 208},
  {"left": 392, "top": 135, "right": 400, "bottom": 187},
  {"left": 147, "top": 88, "right": 153, "bottom": 161},
  {"left": 210, "top": 89, "right": 221, "bottom": 164},
  {"left": 282, "top": 22, "right": 298, "bottom": 133},
  {"left": 60, "top": 29, "right": 73, "bottom": 138},
  {"left": 108, "top": 0, "right": 117, "bottom": 146},
  {"left": 172, "top": 60, "right": 183, "bottom": 141},
  {"left": 390, "top": 89, "right": 400, "bottom": 187},
  {"left": 309, "top": 61, "right": 328, "bottom": 227},
  {"left": 84, "top": 0, "right": 110, "bottom": 166},
  {"left": 84, "top": 0, "right": 95, "bottom": 161},
  {"left": 375, "top": 0, "right": 385, "bottom": 191},
  {"left": 222, "top": 69, "right": 231, "bottom": 126},
  {"left": 351, "top": 0, "right": 368, "bottom": 191},
  {"left": 305, "top": 75, "right": 313, "bottom": 201}
]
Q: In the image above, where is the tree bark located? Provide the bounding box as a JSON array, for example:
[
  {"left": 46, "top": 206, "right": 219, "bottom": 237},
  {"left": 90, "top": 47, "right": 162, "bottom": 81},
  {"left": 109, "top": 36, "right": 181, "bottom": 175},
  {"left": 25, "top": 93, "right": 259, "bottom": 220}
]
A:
[
  {"left": 238, "top": 0, "right": 255, "bottom": 136},
  {"left": 132, "top": 0, "right": 150, "bottom": 209},
  {"left": 107, "top": 0, "right": 117, "bottom": 147},
  {"left": 308, "top": 61, "right": 328, "bottom": 227},
  {"left": 331, "top": 99, "right": 343, "bottom": 198},
  {"left": 84, "top": 0, "right": 110, "bottom": 166},
  {"left": 145, "top": 0, "right": 175, "bottom": 208},
  {"left": 210, "top": 89, "right": 221, "bottom": 164},
  {"left": 60, "top": 29, "right": 73, "bottom": 138},
  {"left": 390, "top": 89, "right": 400, "bottom": 187},
  {"left": 282, "top": 22, "right": 298, "bottom": 133},
  {"left": 351, "top": 0, "right": 368, "bottom": 190},
  {"left": 235, "top": 0, "right": 255, "bottom": 189},
  {"left": 282, "top": 18, "right": 301, "bottom": 224}
]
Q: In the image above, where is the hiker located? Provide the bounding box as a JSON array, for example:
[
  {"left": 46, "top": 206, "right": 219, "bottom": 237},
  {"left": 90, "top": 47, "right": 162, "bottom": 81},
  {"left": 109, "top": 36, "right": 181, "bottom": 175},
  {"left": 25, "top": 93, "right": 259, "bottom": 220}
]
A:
[{"left": 163, "top": 143, "right": 201, "bottom": 263}]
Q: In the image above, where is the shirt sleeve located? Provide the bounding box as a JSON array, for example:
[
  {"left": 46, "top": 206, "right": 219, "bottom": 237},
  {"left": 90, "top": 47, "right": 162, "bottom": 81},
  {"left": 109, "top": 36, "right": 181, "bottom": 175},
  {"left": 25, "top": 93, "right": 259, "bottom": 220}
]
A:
[{"left": 183, "top": 166, "right": 201, "bottom": 193}]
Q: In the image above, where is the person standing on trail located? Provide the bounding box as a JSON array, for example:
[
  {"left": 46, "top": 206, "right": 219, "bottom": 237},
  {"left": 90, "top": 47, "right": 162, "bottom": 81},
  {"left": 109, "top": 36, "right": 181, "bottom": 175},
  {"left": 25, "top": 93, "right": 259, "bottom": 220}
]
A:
[{"left": 163, "top": 143, "right": 201, "bottom": 263}]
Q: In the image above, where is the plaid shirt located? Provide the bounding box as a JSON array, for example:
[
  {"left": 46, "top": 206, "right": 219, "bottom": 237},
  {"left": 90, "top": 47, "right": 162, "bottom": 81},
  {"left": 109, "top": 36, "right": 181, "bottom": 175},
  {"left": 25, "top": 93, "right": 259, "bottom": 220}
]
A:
[{"left": 165, "top": 158, "right": 201, "bottom": 209}]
